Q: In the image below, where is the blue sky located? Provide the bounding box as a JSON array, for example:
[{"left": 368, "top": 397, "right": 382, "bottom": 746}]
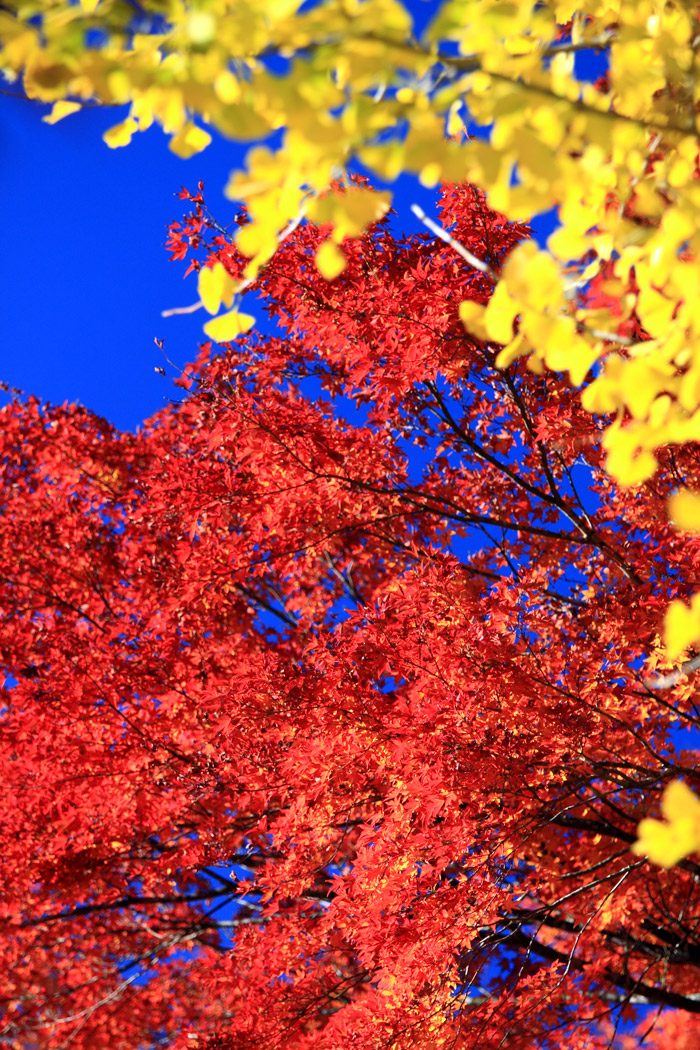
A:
[
  {"left": 0, "top": 89, "right": 456, "bottom": 431},
  {"left": 1, "top": 93, "right": 248, "bottom": 431}
]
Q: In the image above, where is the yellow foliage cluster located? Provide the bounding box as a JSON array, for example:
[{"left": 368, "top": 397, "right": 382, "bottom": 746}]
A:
[{"left": 4, "top": 0, "right": 700, "bottom": 862}]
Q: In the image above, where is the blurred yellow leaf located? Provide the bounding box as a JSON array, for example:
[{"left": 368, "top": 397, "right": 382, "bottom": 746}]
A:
[
  {"left": 458, "top": 300, "right": 488, "bottom": 341},
  {"left": 503, "top": 242, "right": 564, "bottom": 311},
  {"left": 669, "top": 490, "right": 700, "bottom": 533},
  {"left": 43, "top": 100, "right": 82, "bottom": 124},
  {"left": 103, "top": 118, "right": 138, "bottom": 149},
  {"left": 664, "top": 593, "right": 700, "bottom": 660},
  {"left": 484, "top": 281, "right": 519, "bottom": 344},
  {"left": 203, "top": 310, "right": 256, "bottom": 343},
  {"left": 633, "top": 781, "right": 700, "bottom": 868},
  {"left": 495, "top": 333, "right": 528, "bottom": 369},
  {"left": 198, "top": 263, "right": 236, "bottom": 316},
  {"left": 169, "top": 123, "right": 212, "bottom": 160},
  {"left": 308, "top": 188, "right": 392, "bottom": 240},
  {"left": 636, "top": 285, "right": 676, "bottom": 340},
  {"left": 315, "top": 241, "right": 346, "bottom": 280}
]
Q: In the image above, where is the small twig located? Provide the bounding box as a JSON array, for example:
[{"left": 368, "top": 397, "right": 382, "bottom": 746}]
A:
[
  {"left": 645, "top": 653, "right": 700, "bottom": 690},
  {"left": 278, "top": 208, "right": 308, "bottom": 244},
  {"left": 161, "top": 201, "right": 311, "bottom": 318},
  {"left": 161, "top": 300, "right": 203, "bottom": 318},
  {"left": 585, "top": 327, "right": 634, "bottom": 346},
  {"left": 411, "top": 203, "right": 496, "bottom": 279},
  {"left": 0, "top": 86, "right": 119, "bottom": 108}
]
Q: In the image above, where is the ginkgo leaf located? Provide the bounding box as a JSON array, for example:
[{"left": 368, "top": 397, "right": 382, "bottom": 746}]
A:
[
  {"left": 316, "top": 241, "right": 347, "bottom": 280},
  {"left": 664, "top": 593, "right": 700, "bottom": 660},
  {"left": 198, "top": 263, "right": 236, "bottom": 316},
  {"left": 669, "top": 489, "right": 700, "bottom": 532},
  {"left": 186, "top": 11, "right": 217, "bottom": 44},
  {"left": 43, "top": 100, "right": 82, "bottom": 124},
  {"left": 495, "top": 333, "right": 528, "bottom": 369},
  {"left": 636, "top": 285, "right": 676, "bottom": 340},
  {"left": 633, "top": 781, "right": 700, "bottom": 867},
  {"left": 103, "top": 118, "right": 138, "bottom": 149},
  {"left": 203, "top": 310, "right": 255, "bottom": 342},
  {"left": 484, "top": 281, "right": 519, "bottom": 343},
  {"left": 502, "top": 241, "right": 564, "bottom": 311},
  {"left": 458, "top": 300, "right": 488, "bottom": 340},
  {"left": 309, "top": 189, "right": 392, "bottom": 240},
  {"left": 169, "top": 123, "right": 212, "bottom": 160}
]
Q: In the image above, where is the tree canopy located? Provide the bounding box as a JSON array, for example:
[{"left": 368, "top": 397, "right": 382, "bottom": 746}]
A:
[
  {"left": 4, "top": 2, "right": 700, "bottom": 1047},
  {"left": 1, "top": 177, "right": 700, "bottom": 1050}
]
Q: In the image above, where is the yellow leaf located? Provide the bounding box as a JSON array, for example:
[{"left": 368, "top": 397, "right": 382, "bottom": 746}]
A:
[
  {"left": 548, "top": 224, "right": 590, "bottom": 261},
  {"left": 235, "top": 220, "right": 281, "bottom": 268},
  {"left": 169, "top": 123, "right": 212, "bottom": 160},
  {"left": 669, "top": 490, "right": 700, "bottom": 533},
  {"left": 103, "top": 118, "right": 137, "bottom": 149},
  {"left": 203, "top": 310, "right": 255, "bottom": 343},
  {"left": 308, "top": 189, "right": 392, "bottom": 240},
  {"left": 503, "top": 241, "right": 564, "bottom": 310},
  {"left": 495, "top": 332, "right": 528, "bottom": 369},
  {"left": 43, "top": 100, "right": 82, "bottom": 124},
  {"left": 632, "top": 781, "right": 700, "bottom": 867},
  {"left": 198, "top": 263, "right": 236, "bottom": 316},
  {"left": 608, "top": 446, "right": 658, "bottom": 487},
  {"left": 214, "top": 71, "right": 240, "bottom": 104},
  {"left": 458, "top": 300, "right": 488, "bottom": 340},
  {"left": 446, "top": 101, "right": 466, "bottom": 139},
  {"left": 636, "top": 285, "right": 676, "bottom": 340},
  {"left": 664, "top": 593, "right": 700, "bottom": 660},
  {"left": 315, "top": 241, "right": 346, "bottom": 280},
  {"left": 566, "top": 336, "right": 601, "bottom": 387},
  {"left": 483, "top": 280, "right": 519, "bottom": 344}
]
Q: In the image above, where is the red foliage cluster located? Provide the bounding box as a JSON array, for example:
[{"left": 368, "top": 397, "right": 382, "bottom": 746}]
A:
[{"left": 1, "top": 182, "right": 700, "bottom": 1050}]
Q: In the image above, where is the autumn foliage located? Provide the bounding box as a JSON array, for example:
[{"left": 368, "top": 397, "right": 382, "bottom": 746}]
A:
[
  {"left": 1, "top": 180, "right": 700, "bottom": 1050},
  {"left": 7, "top": 0, "right": 700, "bottom": 657}
]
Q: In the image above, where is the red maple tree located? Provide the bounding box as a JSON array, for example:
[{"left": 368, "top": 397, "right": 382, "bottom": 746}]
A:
[{"left": 1, "top": 181, "right": 699, "bottom": 1050}]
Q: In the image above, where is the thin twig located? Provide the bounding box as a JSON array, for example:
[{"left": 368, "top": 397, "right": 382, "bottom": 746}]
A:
[
  {"left": 161, "top": 300, "right": 203, "bottom": 318},
  {"left": 411, "top": 204, "right": 496, "bottom": 279},
  {"left": 161, "top": 202, "right": 311, "bottom": 318},
  {"left": 645, "top": 653, "right": 700, "bottom": 690}
]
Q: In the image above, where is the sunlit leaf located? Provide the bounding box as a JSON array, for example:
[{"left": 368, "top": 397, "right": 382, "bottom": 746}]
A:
[
  {"left": 169, "top": 123, "right": 212, "bottom": 160},
  {"left": 633, "top": 781, "right": 700, "bottom": 867},
  {"left": 315, "top": 241, "right": 346, "bottom": 280},
  {"left": 203, "top": 309, "right": 255, "bottom": 342},
  {"left": 43, "top": 100, "right": 82, "bottom": 124},
  {"left": 198, "top": 263, "right": 236, "bottom": 316},
  {"left": 103, "top": 118, "right": 138, "bottom": 149},
  {"left": 664, "top": 593, "right": 700, "bottom": 660},
  {"left": 669, "top": 489, "right": 700, "bottom": 533}
]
